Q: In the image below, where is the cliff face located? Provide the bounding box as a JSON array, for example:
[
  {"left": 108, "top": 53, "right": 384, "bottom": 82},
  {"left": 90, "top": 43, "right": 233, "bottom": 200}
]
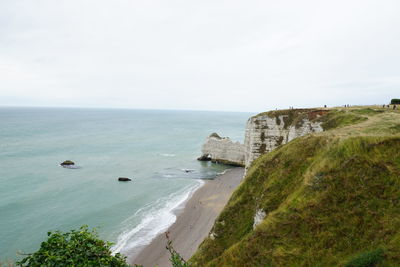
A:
[
  {"left": 191, "top": 109, "right": 400, "bottom": 267},
  {"left": 199, "top": 109, "right": 327, "bottom": 169},
  {"left": 244, "top": 109, "right": 326, "bottom": 167},
  {"left": 198, "top": 133, "right": 245, "bottom": 167}
]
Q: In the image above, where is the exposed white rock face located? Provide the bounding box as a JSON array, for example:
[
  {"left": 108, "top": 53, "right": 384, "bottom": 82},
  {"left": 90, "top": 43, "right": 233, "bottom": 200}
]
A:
[
  {"left": 253, "top": 209, "right": 266, "bottom": 229},
  {"left": 209, "top": 232, "right": 216, "bottom": 240},
  {"left": 199, "top": 133, "right": 245, "bottom": 166},
  {"left": 198, "top": 110, "right": 326, "bottom": 169},
  {"left": 244, "top": 112, "right": 324, "bottom": 168}
]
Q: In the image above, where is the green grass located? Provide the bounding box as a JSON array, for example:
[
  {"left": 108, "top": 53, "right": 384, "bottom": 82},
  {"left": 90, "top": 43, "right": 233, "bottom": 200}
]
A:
[
  {"left": 389, "top": 124, "right": 400, "bottom": 133},
  {"left": 190, "top": 107, "right": 400, "bottom": 267},
  {"left": 316, "top": 110, "right": 367, "bottom": 130},
  {"left": 350, "top": 108, "right": 384, "bottom": 116},
  {"left": 344, "top": 248, "right": 384, "bottom": 267},
  {"left": 253, "top": 108, "right": 376, "bottom": 131}
]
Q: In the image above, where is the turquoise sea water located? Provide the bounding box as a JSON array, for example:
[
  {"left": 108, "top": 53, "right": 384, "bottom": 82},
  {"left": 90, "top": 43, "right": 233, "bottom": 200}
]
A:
[{"left": 0, "top": 107, "right": 251, "bottom": 261}]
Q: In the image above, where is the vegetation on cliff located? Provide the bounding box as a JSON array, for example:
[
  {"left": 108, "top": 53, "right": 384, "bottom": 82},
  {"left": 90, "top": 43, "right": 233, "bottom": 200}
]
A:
[
  {"left": 15, "top": 227, "right": 188, "bottom": 267},
  {"left": 254, "top": 108, "right": 328, "bottom": 130},
  {"left": 190, "top": 107, "right": 400, "bottom": 266},
  {"left": 391, "top": 99, "right": 400, "bottom": 105},
  {"left": 17, "top": 226, "right": 129, "bottom": 267}
]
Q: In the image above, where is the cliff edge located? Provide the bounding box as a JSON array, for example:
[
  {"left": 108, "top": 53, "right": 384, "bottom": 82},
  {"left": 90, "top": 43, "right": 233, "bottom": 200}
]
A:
[
  {"left": 244, "top": 109, "right": 327, "bottom": 167},
  {"left": 191, "top": 107, "right": 400, "bottom": 266},
  {"left": 199, "top": 109, "right": 329, "bottom": 169}
]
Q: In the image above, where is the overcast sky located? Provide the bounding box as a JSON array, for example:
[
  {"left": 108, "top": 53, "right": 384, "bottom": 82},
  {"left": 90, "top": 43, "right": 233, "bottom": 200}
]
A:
[{"left": 0, "top": 0, "right": 399, "bottom": 112}]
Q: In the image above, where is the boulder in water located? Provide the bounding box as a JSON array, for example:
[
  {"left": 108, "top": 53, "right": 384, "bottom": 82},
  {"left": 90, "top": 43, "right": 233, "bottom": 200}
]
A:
[
  {"left": 61, "top": 160, "right": 75, "bottom": 166},
  {"left": 118, "top": 177, "right": 132, "bottom": 182}
]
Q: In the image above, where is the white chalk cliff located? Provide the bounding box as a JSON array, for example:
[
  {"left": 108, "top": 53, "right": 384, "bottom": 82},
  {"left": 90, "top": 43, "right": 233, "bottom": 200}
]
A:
[
  {"left": 199, "top": 109, "right": 327, "bottom": 169},
  {"left": 244, "top": 110, "right": 325, "bottom": 167},
  {"left": 198, "top": 133, "right": 245, "bottom": 166}
]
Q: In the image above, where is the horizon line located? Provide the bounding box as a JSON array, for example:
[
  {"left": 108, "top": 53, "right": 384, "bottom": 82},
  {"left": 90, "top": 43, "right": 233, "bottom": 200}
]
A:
[{"left": 0, "top": 104, "right": 259, "bottom": 114}]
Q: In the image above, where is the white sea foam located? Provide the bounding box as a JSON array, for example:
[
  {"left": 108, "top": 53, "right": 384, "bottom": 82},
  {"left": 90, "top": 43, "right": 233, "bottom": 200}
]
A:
[
  {"left": 111, "top": 180, "right": 204, "bottom": 256},
  {"left": 217, "top": 169, "right": 231, "bottom": 176},
  {"left": 160, "top": 153, "right": 176, "bottom": 157}
]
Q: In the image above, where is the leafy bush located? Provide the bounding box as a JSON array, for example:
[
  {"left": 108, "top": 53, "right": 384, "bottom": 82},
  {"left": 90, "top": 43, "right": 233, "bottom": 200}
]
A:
[
  {"left": 16, "top": 226, "right": 190, "bottom": 267},
  {"left": 391, "top": 99, "right": 400, "bottom": 104},
  {"left": 17, "top": 226, "right": 130, "bottom": 267},
  {"left": 344, "top": 248, "right": 384, "bottom": 267}
]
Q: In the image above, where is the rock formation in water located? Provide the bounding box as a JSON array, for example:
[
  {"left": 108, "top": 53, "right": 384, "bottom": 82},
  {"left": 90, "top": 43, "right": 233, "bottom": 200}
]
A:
[
  {"left": 198, "top": 109, "right": 327, "bottom": 168},
  {"left": 198, "top": 133, "right": 245, "bottom": 167},
  {"left": 118, "top": 177, "right": 132, "bottom": 182},
  {"left": 60, "top": 160, "right": 75, "bottom": 166}
]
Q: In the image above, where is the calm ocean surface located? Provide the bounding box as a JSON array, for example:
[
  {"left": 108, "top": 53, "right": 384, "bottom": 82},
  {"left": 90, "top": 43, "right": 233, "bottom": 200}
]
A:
[{"left": 0, "top": 107, "right": 251, "bottom": 261}]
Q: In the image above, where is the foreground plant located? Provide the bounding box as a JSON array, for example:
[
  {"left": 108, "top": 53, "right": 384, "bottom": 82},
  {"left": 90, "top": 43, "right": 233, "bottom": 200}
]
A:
[
  {"left": 17, "top": 225, "right": 129, "bottom": 267},
  {"left": 166, "top": 232, "right": 191, "bottom": 267},
  {"left": 16, "top": 226, "right": 189, "bottom": 267}
]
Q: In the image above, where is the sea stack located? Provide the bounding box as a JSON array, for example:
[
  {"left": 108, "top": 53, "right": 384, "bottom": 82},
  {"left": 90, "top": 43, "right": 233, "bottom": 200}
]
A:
[{"left": 197, "top": 133, "right": 246, "bottom": 167}]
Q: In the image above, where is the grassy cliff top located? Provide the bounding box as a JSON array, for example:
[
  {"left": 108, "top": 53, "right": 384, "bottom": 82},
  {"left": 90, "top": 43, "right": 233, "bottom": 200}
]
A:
[
  {"left": 251, "top": 106, "right": 400, "bottom": 131},
  {"left": 190, "top": 106, "right": 400, "bottom": 266}
]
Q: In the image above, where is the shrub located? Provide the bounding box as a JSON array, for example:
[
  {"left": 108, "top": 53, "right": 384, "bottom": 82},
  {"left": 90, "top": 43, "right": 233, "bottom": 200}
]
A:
[
  {"left": 390, "top": 99, "right": 400, "bottom": 104},
  {"left": 166, "top": 232, "right": 191, "bottom": 267},
  {"left": 344, "top": 248, "right": 384, "bottom": 267},
  {"left": 17, "top": 225, "right": 130, "bottom": 267},
  {"left": 16, "top": 226, "right": 190, "bottom": 267}
]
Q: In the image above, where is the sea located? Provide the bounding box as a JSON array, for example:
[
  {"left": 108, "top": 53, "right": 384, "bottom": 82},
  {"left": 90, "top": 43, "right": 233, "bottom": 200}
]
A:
[{"left": 0, "top": 107, "right": 251, "bottom": 262}]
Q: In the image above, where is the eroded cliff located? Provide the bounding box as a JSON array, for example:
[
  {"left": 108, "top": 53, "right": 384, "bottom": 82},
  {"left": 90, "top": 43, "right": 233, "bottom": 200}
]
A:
[
  {"left": 244, "top": 109, "right": 327, "bottom": 167},
  {"left": 198, "top": 133, "right": 245, "bottom": 167},
  {"left": 199, "top": 109, "right": 328, "bottom": 168},
  {"left": 190, "top": 108, "right": 400, "bottom": 267}
]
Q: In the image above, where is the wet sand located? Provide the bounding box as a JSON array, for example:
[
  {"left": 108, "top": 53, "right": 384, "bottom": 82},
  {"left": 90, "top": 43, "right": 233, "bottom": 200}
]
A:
[{"left": 130, "top": 167, "right": 245, "bottom": 267}]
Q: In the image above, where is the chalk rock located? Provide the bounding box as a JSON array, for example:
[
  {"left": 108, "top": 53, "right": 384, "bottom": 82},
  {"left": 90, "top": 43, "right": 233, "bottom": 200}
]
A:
[
  {"left": 253, "top": 209, "right": 266, "bottom": 229},
  {"left": 244, "top": 109, "right": 325, "bottom": 168},
  {"left": 198, "top": 109, "right": 327, "bottom": 170},
  {"left": 198, "top": 133, "right": 245, "bottom": 167}
]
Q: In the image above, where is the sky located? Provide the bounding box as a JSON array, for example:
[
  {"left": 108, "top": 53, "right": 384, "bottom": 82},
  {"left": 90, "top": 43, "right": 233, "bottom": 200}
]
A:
[{"left": 0, "top": 0, "right": 399, "bottom": 112}]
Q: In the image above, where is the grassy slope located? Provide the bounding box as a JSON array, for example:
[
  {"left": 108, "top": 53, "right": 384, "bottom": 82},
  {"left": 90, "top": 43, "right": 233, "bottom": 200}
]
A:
[{"left": 190, "top": 107, "right": 400, "bottom": 267}]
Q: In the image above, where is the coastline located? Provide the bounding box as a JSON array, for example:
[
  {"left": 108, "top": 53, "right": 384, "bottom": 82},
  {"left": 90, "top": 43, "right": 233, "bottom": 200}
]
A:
[
  {"left": 129, "top": 167, "right": 245, "bottom": 267},
  {"left": 111, "top": 180, "right": 204, "bottom": 256}
]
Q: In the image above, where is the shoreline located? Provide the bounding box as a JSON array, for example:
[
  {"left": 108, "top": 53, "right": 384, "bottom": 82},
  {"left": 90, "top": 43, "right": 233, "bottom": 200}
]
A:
[
  {"left": 111, "top": 180, "right": 204, "bottom": 256},
  {"left": 129, "top": 167, "right": 245, "bottom": 267}
]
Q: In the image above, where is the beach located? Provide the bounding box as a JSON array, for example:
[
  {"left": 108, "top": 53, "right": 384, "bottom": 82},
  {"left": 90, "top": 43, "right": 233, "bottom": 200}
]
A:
[{"left": 130, "top": 167, "right": 245, "bottom": 267}]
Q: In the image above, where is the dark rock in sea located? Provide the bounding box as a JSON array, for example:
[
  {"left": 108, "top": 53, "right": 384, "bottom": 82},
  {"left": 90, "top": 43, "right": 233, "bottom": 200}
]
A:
[
  {"left": 61, "top": 160, "right": 75, "bottom": 166},
  {"left": 118, "top": 177, "right": 132, "bottom": 182},
  {"left": 197, "top": 155, "right": 212, "bottom": 161}
]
